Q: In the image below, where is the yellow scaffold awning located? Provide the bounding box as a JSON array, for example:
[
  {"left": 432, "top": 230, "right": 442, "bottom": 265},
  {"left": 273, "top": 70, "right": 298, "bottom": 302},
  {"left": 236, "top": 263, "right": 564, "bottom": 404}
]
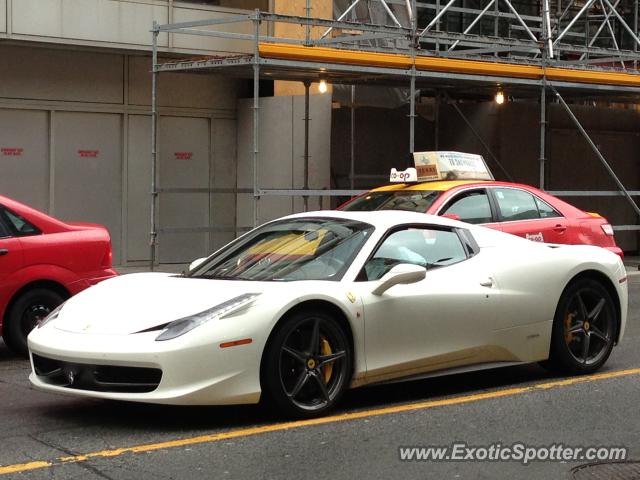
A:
[{"left": 259, "top": 43, "right": 640, "bottom": 88}]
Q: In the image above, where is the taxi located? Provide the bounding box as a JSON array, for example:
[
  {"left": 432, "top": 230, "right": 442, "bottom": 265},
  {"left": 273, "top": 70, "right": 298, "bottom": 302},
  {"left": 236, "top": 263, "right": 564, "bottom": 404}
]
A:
[{"left": 339, "top": 152, "right": 623, "bottom": 258}]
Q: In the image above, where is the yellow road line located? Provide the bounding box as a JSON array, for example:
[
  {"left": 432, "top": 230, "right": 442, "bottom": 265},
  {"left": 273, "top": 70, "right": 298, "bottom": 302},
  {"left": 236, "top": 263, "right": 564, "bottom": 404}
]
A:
[{"left": 2, "top": 367, "right": 639, "bottom": 476}]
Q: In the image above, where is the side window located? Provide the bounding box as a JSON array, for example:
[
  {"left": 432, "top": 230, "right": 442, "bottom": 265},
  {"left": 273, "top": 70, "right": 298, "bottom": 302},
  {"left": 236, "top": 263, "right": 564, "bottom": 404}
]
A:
[
  {"left": 362, "top": 227, "right": 467, "bottom": 281},
  {"left": 494, "top": 188, "right": 540, "bottom": 221},
  {"left": 535, "top": 197, "right": 562, "bottom": 218},
  {"left": 441, "top": 190, "right": 492, "bottom": 224},
  {"left": 0, "top": 207, "right": 40, "bottom": 236}
]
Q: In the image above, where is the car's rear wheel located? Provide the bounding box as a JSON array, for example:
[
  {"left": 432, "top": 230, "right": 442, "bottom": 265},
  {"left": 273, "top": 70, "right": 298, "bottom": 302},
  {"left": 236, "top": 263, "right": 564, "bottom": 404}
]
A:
[
  {"left": 543, "top": 278, "right": 617, "bottom": 374},
  {"left": 3, "top": 288, "right": 64, "bottom": 356},
  {"left": 262, "top": 309, "right": 351, "bottom": 418}
]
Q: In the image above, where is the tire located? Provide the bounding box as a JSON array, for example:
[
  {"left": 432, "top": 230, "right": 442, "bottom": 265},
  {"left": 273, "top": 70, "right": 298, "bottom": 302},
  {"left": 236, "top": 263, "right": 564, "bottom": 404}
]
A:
[
  {"left": 543, "top": 278, "right": 617, "bottom": 374},
  {"left": 262, "top": 309, "right": 352, "bottom": 418},
  {"left": 3, "top": 288, "right": 65, "bottom": 356}
]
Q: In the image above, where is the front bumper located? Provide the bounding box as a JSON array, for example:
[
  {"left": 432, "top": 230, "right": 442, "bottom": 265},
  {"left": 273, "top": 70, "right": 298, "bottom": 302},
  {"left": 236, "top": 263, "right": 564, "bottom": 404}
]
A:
[{"left": 28, "top": 326, "right": 264, "bottom": 405}]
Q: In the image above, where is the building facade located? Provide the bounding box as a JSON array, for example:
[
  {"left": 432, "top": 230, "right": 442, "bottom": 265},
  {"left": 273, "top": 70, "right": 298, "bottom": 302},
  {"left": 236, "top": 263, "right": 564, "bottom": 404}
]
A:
[{"left": 0, "top": 0, "right": 332, "bottom": 265}]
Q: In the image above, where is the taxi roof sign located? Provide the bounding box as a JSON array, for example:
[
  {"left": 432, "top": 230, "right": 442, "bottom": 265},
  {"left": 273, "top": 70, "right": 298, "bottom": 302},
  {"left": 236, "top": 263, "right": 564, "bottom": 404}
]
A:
[
  {"left": 390, "top": 167, "right": 418, "bottom": 183},
  {"left": 389, "top": 151, "right": 494, "bottom": 183}
]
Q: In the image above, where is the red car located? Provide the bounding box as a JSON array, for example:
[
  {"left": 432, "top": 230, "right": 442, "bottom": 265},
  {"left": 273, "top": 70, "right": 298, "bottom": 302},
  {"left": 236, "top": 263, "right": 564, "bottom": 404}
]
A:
[
  {"left": 340, "top": 180, "right": 623, "bottom": 257},
  {"left": 0, "top": 195, "right": 117, "bottom": 355}
]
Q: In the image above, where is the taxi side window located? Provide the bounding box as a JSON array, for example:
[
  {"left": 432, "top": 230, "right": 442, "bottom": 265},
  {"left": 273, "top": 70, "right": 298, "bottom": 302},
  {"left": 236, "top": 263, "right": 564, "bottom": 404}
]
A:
[
  {"left": 493, "top": 188, "right": 539, "bottom": 221},
  {"left": 441, "top": 190, "right": 492, "bottom": 224},
  {"left": 535, "top": 197, "right": 562, "bottom": 218},
  {"left": 361, "top": 227, "right": 467, "bottom": 281}
]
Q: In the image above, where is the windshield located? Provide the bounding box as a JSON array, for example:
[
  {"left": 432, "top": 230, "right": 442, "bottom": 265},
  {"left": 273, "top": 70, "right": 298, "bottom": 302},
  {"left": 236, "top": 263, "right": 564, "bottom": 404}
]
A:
[
  {"left": 342, "top": 190, "right": 442, "bottom": 213},
  {"left": 188, "top": 217, "right": 374, "bottom": 282}
]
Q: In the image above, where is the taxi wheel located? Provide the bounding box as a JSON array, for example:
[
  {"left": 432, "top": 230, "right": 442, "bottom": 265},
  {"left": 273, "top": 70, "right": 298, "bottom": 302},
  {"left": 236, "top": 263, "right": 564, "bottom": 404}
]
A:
[
  {"left": 3, "top": 289, "right": 64, "bottom": 356},
  {"left": 262, "top": 309, "right": 351, "bottom": 419},
  {"left": 542, "top": 278, "right": 616, "bottom": 374}
]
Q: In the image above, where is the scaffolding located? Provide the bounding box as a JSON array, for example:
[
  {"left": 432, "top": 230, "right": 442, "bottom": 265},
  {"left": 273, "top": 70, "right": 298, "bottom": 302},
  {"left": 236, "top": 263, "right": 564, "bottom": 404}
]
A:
[{"left": 149, "top": 0, "right": 640, "bottom": 267}]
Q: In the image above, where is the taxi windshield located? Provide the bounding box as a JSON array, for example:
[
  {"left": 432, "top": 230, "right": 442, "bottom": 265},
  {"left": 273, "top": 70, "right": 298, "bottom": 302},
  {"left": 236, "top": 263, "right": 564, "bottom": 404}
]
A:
[
  {"left": 342, "top": 190, "right": 442, "bottom": 213},
  {"left": 189, "top": 217, "right": 374, "bottom": 282}
]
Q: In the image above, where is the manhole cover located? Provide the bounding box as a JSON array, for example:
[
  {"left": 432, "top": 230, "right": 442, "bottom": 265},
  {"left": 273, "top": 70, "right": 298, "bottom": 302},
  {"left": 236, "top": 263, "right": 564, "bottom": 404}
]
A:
[{"left": 571, "top": 461, "right": 640, "bottom": 480}]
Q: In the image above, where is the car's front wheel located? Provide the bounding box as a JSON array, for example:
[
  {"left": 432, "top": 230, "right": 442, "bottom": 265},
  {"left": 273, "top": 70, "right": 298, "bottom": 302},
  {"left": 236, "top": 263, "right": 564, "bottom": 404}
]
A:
[
  {"left": 3, "top": 288, "right": 65, "bottom": 356},
  {"left": 544, "top": 278, "right": 617, "bottom": 374},
  {"left": 262, "top": 309, "right": 352, "bottom": 418}
]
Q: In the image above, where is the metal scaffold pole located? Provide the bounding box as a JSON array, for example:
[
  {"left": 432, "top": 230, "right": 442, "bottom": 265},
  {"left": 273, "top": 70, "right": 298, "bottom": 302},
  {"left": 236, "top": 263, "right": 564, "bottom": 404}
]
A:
[
  {"left": 303, "top": 80, "right": 310, "bottom": 212},
  {"left": 350, "top": 85, "right": 355, "bottom": 190},
  {"left": 540, "top": 1, "right": 549, "bottom": 189},
  {"left": 252, "top": 10, "right": 261, "bottom": 227},
  {"left": 150, "top": 22, "right": 159, "bottom": 272},
  {"left": 539, "top": 84, "right": 547, "bottom": 190},
  {"left": 409, "top": 0, "right": 417, "bottom": 155}
]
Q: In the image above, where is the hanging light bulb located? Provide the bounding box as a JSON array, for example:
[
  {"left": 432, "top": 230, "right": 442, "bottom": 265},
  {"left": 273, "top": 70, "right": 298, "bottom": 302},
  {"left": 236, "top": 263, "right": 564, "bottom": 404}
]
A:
[
  {"left": 495, "top": 89, "right": 505, "bottom": 105},
  {"left": 318, "top": 79, "right": 328, "bottom": 94}
]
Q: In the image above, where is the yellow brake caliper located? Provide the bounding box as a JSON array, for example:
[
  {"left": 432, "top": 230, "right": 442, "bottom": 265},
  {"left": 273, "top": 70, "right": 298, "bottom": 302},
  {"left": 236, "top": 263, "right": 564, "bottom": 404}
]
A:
[
  {"left": 320, "top": 336, "right": 333, "bottom": 384},
  {"left": 564, "top": 312, "right": 575, "bottom": 344}
]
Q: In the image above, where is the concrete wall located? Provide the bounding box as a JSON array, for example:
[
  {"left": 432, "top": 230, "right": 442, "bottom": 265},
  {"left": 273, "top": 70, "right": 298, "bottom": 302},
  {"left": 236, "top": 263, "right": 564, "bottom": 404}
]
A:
[
  {"left": 0, "top": 44, "right": 239, "bottom": 265},
  {"left": 1, "top": 0, "right": 264, "bottom": 54},
  {"left": 237, "top": 94, "right": 332, "bottom": 228},
  {"left": 331, "top": 100, "right": 640, "bottom": 252}
]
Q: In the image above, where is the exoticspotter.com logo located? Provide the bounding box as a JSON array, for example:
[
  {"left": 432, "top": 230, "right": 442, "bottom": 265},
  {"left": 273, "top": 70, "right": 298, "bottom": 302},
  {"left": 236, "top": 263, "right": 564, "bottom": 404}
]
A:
[{"left": 398, "top": 442, "right": 628, "bottom": 465}]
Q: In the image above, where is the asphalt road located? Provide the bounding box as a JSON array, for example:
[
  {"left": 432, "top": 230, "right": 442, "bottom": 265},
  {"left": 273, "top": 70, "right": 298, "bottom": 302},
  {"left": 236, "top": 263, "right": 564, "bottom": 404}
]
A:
[{"left": 1, "top": 273, "right": 639, "bottom": 480}]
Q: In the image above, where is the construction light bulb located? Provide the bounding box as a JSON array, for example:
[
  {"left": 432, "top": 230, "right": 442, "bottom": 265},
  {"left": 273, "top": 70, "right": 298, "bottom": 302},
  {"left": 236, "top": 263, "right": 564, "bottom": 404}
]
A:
[
  {"left": 318, "top": 79, "right": 328, "bottom": 94},
  {"left": 495, "top": 90, "right": 505, "bottom": 105}
]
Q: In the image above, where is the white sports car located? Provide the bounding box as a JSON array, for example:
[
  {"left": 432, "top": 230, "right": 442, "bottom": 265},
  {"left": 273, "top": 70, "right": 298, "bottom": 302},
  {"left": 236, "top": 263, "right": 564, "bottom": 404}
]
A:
[{"left": 28, "top": 211, "right": 627, "bottom": 418}]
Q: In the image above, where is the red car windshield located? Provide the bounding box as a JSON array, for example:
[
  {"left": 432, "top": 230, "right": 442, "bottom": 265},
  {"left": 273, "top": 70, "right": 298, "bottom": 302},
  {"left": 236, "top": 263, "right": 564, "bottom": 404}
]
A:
[{"left": 342, "top": 190, "right": 442, "bottom": 213}]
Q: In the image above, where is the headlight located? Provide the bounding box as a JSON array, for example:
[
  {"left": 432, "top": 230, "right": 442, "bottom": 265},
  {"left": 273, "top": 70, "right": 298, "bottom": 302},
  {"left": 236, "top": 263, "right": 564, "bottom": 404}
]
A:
[
  {"left": 37, "top": 302, "right": 65, "bottom": 329},
  {"left": 155, "top": 293, "right": 260, "bottom": 341}
]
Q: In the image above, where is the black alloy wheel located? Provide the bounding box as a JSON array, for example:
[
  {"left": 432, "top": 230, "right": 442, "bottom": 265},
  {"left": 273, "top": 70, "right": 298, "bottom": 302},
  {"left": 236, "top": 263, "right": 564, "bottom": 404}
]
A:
[
  {"left": 544, "top": 278, "right": 616, "bottom": 374},
  {"left": 263, "top": 309, "right": 351, "bottom": 418}
]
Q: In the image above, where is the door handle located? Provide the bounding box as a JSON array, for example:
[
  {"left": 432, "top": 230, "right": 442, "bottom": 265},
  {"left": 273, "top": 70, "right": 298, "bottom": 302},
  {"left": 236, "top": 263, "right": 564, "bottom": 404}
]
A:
[
  {"left": 479, "top": 277, "right": 494, "bottom": 288},
  {"left": 0, "top": 249, "right": 8, "bottom": 256},
  {"left": 553, "top": 224, "right": 567, "bottom": 233}
]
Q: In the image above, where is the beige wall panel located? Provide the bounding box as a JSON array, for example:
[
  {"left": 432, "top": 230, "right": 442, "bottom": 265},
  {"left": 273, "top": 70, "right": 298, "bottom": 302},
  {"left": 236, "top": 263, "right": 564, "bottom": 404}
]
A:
[
  {"left": 0, "top": 109, "right": 49, "bottom": 211},
  {"left": 211, "top": 118, "right": 237, "bottom": 250},
  {"left": 235, "top": 193, "right": 254, "bottom": 230},
  {"left": 0, "top": 45, "right": 123, "bottom": 103},
  {"left": 236, "top": 95, "right": 331, "bottom": 227},
  {"left": 53, "top": 112, "right": 123, "bottom": 264},
  {"left": 213, "top": 119, "right": 237, "bottom": 189},
  {"left": 13, "top": 0, "right": 169, "bottom": 47},
  {"left": 210, "top": 231, "right": 234, "bottom": 253},
  {"left": 128, "top": 56, "right": 237, "bottom": 109},
  {"left": 172, "top": 6, "right": 266, "bottom": 53},
  {"left": 235, "top": 195, "right": 293, "bottom": 229},
  {"left": 126, "top": 115, "right": 152, "bottom": 262},
  {"left": 292, "top": 94, "right": 330, "bottom": 212},
  {"left": 158, "top": 116, "right": 210, "bottom": 263},
  {"left": 0, "top": 0, "right": 6, "bottom": 33}
]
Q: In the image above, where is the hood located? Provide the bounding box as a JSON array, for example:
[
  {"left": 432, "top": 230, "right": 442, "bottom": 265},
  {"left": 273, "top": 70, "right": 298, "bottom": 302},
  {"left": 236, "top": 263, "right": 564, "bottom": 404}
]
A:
[{"left": 54, "top": 273, "right": 267, "bottom": 335}]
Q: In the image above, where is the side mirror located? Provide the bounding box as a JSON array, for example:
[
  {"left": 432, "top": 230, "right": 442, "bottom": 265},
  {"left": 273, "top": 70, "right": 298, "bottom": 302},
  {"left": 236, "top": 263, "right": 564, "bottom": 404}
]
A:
[
  {"left": 441, "top": 213, "right": 461, "bottom": 221},
  {"left": 189, "top": 257, "right": 207, "bottom": 271},
  {"left": 372, "top": 263, "right": 426, "bottom": 296}
]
